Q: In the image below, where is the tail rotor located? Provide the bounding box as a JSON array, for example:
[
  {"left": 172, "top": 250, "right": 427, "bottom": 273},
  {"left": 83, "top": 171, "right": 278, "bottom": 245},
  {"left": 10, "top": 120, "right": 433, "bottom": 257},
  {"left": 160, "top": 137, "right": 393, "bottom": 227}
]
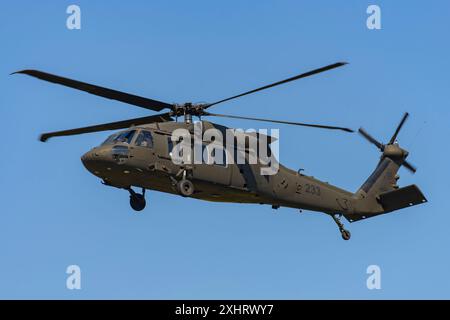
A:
[{"left": 358, "top": 112, "right": 417, "bottom": 174}]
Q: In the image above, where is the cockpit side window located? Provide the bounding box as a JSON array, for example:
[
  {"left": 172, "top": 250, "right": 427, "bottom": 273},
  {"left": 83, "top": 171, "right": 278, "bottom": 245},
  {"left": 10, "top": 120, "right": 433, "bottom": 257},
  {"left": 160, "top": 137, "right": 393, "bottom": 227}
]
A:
[{"left": 135, "top": 130, "right": 154, "bottom": 148}]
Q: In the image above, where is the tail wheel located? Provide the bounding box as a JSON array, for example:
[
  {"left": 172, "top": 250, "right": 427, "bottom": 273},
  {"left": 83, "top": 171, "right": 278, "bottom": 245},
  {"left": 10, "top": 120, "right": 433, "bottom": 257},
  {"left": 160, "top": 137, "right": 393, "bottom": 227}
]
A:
[
  {"left": 177, "top": 179, "right": 194, "bottom": 197},
  {"left": 341, "top": 229, "right": 351, "bottom": 241},
  {"left": 331, "top": 214, "right": 351, "bottom": 241}
]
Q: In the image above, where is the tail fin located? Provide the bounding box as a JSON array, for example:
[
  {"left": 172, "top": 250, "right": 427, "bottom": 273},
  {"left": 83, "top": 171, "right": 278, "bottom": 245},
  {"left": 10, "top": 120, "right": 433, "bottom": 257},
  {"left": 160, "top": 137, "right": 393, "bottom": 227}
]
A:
[
  {"left": 346, "top": 156, "right": 427, "bottom": 222},
  {"left": 357, "top": 157, "right": 400, "bottom": 197},
  {"left": 345, "top": 113, "right": 427, "bottom": 222}
]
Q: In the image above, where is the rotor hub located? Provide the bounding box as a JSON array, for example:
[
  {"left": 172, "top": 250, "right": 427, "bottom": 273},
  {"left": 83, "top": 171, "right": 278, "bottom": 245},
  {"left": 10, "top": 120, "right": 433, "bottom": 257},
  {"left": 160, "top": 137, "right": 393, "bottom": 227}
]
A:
[
  {"left": 171, "top": 103, "right": 210, "bottom": 124},
  {"left": 171, "top": 103, "right": 208, "bottom": 118},
  {"left": 382, "top": 144, "right": 408, "bottom": 160}
]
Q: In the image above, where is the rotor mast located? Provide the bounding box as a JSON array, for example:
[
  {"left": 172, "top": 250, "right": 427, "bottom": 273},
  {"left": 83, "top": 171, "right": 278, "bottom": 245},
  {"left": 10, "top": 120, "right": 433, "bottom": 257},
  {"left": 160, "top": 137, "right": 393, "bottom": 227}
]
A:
[{"left": 183, "top": 103, "right": 193, "bottom": 124}]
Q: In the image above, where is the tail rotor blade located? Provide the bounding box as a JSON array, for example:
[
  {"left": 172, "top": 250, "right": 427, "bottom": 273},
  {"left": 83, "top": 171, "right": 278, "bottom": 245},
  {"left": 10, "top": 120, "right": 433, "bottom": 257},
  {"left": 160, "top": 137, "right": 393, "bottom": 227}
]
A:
[
  {"left": 358, "top": 127, "right": 384, "bottom": 150},
  {"left": 403, "top": 160, "right": 417, "bottom": 173},
  {"left": 389, "top": 112, "right": 409, "bottom": 144}
]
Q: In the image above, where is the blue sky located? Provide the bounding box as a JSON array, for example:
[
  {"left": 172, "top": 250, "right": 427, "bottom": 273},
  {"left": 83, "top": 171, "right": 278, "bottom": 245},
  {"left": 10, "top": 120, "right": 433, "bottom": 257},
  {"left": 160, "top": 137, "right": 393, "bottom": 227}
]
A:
[{"left": 1, "top": 0, "right": 449, "bottom": 299}]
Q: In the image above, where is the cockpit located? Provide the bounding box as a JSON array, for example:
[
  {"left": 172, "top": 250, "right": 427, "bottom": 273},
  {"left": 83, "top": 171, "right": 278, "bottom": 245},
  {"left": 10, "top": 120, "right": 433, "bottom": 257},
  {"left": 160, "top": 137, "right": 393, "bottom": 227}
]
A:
[
  {"left": 82, "top": 129, "right": 155, "bottom": 171},
  {"left": 82, "top": 128, "right": 155, "bottom": 179}
]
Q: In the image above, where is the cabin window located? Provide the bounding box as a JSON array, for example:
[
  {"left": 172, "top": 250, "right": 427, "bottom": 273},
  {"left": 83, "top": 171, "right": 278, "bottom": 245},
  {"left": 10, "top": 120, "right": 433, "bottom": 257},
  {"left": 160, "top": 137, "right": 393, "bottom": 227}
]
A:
[
  {"left": 135, "top": 130, "right": 154, "bottom": 148},
  {"left": 167, "top": 138, "right": 173, "bottom": 156}
]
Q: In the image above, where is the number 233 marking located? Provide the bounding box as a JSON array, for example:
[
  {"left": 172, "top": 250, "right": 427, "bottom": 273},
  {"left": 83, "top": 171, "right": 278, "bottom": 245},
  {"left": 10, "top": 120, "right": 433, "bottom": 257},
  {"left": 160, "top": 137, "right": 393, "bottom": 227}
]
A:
[{"left": 296, "top": 183, "right": 321, "bottom": 196}]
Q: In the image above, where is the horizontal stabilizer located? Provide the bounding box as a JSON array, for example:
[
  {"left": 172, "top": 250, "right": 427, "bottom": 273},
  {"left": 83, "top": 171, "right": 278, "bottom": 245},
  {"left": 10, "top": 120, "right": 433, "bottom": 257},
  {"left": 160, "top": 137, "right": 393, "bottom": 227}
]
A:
[
  {"left": 345, "top": 184, "right": 427, "bottom": 222},
  {"left": 378, "top": 184, "right": 427, "bottom": 213}
]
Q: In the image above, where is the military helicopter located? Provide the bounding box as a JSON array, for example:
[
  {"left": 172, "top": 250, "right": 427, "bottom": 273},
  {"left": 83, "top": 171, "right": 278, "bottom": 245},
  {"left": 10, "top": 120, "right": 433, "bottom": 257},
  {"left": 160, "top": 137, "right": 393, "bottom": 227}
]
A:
[{"left": 13, "top": 62, "right": 427, "bottom": 240}]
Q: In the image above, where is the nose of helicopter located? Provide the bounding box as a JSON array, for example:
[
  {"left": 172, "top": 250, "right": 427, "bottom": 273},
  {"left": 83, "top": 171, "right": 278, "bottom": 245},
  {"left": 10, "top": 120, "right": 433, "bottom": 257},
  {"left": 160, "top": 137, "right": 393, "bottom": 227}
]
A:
[
  {"left": 81, "top": 150, "right": 97, "bottom": 173},
  {"left": 81, "top": 148, "right": 111, "bottom": 174}
]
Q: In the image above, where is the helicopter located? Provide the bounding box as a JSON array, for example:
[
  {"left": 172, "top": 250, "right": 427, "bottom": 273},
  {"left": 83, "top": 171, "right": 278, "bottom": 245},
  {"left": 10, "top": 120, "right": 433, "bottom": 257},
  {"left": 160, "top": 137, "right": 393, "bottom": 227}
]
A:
[{"left": 12, "top": 62, "right": 427, "bottom": 240}]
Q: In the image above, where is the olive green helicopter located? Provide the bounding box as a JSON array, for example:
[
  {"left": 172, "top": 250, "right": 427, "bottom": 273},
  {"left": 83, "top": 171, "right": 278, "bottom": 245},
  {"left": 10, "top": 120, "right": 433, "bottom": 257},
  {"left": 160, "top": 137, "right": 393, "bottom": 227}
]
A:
[{"left": 13, "top": 62, "right": 427, "bottom": 240}]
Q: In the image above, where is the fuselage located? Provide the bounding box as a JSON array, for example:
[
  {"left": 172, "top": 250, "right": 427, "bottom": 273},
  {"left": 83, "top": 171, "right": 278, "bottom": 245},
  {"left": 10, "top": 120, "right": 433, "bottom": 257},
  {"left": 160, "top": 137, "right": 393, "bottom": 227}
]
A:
[{"left": 81, "top": 121, "right": 358, "bottom": 215}]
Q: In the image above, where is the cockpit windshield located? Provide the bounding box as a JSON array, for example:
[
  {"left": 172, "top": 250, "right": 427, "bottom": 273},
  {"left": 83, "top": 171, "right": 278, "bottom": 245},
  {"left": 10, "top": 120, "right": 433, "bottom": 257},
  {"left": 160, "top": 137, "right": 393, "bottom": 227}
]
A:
[{"left": 102, "top": 130, "right": 136, "bottom": 145}]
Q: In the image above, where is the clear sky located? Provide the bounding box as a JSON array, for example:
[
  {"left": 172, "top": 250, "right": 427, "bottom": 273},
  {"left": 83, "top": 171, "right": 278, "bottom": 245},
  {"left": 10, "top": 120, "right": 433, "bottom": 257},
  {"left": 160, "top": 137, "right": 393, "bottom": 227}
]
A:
[{"left": 1, "top": 0, "right": 449, "bottom": 299}]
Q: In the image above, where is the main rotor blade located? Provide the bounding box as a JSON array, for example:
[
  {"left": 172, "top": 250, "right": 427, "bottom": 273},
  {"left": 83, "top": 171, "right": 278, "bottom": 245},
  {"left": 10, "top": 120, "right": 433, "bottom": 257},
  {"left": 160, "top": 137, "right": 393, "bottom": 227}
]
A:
[
  {"left": 205, "top": 62, "right": 348, "bottom": 108},
  {"left": 403, "top": 160, "right": 417, "bottom": 173},
  {"left": 358, "top": 127, "right": 384, "bottom": 150},
  {"left": 204, "top": 112, "right": 354, "bottom": 133},
  {"left": 12, "top": 70, "right": 172, "bottom": 112},
  {"left": 39, "top": 113, "right": 172, "bottom": 142},
  {"left": 389, "top": 112, "right": 409, "bottom": 144}
]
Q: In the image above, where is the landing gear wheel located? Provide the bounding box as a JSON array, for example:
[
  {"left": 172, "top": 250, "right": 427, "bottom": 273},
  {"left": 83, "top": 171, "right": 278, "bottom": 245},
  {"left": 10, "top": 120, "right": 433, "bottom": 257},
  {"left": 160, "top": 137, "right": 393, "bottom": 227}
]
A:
[
  {"left": 130, "top": 194, "right": 146, "bottom": 211},
  {"left": 128, "top": 188, "right": 146, "bottom": 211},
  {"left": 177, "top": 179, "right": 194, "bottom": 197},
  {"left": 341, "top": 229, "right": 351, "bottom": 241}
]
